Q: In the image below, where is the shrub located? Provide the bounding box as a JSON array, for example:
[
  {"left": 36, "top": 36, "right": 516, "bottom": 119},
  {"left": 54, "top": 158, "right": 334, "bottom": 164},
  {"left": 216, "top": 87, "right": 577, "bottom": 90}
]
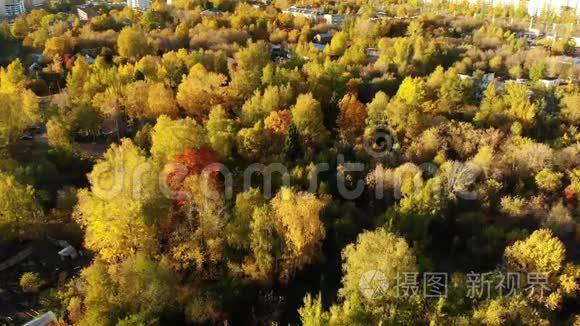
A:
[{"left": 20, "top": 272, "right": 44, "bottom": 293}]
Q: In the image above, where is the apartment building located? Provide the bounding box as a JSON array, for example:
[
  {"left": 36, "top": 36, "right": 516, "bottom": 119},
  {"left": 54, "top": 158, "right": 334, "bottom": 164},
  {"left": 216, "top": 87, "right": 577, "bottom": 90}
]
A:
[
  {"left": 283, "top": 6, "right": 346, "bottom": 25},
  {"left": 0, "top": 0, "right": 26, "bottom": 17},
  {"left": 126, "top": 0, "right": 149, "bottom": 10}
]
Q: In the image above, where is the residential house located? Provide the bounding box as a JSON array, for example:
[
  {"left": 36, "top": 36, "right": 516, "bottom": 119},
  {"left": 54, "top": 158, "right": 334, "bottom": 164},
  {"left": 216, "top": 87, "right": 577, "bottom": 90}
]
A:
[
  {"left": 313, "top": 32, "right": 332, "bottom": 44},
  {"left": 270, "top": 44, "right": 289, "bottom": 60},
  {"left": 311, "top": 32, "right": 332, "bottom": 51},
  {"left": 323, "top": 14, "right": 344, "bottom": 25},
  {"left": 366, "top": 48, "right": 379, "bottom": 64},
  {"left": 77, "top": 5, "right": 99, "bottom": 21}
]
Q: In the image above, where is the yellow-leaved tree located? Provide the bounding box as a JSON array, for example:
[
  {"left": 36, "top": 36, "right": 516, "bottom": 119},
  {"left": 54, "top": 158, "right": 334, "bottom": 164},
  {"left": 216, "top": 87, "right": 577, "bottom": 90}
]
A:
[
  {"left": 74, "top": 140, "right": 164, "bottom": 262},
  {"left": 239, "top": 187, "right": 328, "bottom": 284},
  {"left": 0, "top": 172, "right": 44, "bottom": 240},
  {"left": 176, "top": 63, "right": 229, "bottom": 122},
  {"left": 150, "top": 115, "right": 208, "bottom": 163},
  {"left": 272, "top": 187, "right": 328, "bottom": 283},
  {"left": 504, "top": 229, "right": 579, "bottom": 310},
  {"left": 0, "top": 59, "right": 40, "bottom": 145}
]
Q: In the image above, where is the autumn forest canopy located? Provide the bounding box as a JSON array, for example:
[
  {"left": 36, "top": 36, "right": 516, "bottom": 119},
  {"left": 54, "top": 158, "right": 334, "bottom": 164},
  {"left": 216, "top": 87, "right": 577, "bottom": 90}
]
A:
[{"left": 0, "top": 0, "right": 579, "bottom": 324}]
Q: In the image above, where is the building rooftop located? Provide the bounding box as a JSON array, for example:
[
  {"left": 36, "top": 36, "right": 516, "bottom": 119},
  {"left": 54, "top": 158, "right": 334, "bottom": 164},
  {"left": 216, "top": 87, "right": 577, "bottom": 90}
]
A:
[{"left": 201, "top": 8, "right": 224, "bottom": 15}]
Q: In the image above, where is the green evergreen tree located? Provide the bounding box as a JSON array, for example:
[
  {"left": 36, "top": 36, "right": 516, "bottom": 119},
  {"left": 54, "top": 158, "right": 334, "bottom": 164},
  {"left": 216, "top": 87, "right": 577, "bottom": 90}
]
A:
[{"left": 284, "top": 123, "right": 301, "bottom": 160}]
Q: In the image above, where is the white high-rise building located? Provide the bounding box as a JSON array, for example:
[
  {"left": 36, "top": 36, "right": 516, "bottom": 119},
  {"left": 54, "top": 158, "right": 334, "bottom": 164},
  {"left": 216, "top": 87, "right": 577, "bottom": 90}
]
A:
[
  {"left": 0, "top": 0, "right": 26, "bottom": 17},
  {"left": 126, "top": 0, "right": 150, "bottom": 10}
]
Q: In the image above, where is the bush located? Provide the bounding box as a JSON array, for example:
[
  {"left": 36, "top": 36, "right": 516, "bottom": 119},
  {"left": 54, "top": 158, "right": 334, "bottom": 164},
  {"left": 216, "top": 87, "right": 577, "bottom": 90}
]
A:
[
  {"left": 500, "top": 196, "right": 528, "bottom": 218},
  {"left": 535, "top": 168, "right": 563, "bottom": 192},
  {"left": 20, "top": 272, "right": 44, "bottom": 293}
]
